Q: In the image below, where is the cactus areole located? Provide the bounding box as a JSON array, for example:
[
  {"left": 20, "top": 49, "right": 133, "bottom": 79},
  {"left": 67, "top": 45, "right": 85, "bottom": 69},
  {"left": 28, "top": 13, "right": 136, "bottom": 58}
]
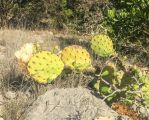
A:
[
  {"left": 27, "top": 51, "right": 64, "bottom": 84},
  {"left": 60, "top": 45, "right": 92, "bottom": 71}
]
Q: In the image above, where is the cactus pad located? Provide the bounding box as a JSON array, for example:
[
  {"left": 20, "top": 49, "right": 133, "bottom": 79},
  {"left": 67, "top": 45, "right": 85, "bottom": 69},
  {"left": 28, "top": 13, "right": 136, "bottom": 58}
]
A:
[
  {"left": 27, "top": 51, "right": 64, "bottom": 84},
  {"left": 91, "top": 34, "right": 115, "bottom": 57},
  {"left": 131, "top": 66, "right": 149, "bottom": 105},
  {"left": 141, "top": 75, "right": 149, "bottom": 105},
  {"left": 60, "top": 45, "right": 92, "bottom": 71}
]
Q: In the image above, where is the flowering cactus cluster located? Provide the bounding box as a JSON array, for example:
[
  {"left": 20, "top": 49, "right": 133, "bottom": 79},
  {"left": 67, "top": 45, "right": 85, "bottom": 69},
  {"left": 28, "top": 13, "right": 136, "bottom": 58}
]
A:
[{"left": 15, "top": 43, "right": 93, "bottom": 83}]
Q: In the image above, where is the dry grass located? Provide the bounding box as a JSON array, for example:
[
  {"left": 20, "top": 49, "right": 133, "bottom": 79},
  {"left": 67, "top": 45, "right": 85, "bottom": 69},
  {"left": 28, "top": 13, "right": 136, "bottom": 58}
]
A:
[
  {"left": 0, "top": 29, "right": 58, "bottom": 54},
  {"left": 2, "top": 93, "right": 34, "bottom": 120}
]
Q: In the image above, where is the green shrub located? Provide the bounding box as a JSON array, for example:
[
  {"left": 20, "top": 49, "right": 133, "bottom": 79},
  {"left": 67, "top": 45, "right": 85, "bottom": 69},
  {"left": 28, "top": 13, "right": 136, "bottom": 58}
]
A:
[
  {"left": 70, "top": 0, "right": 107, "bottom": 33},
  {"left": 43, "top": 0, "right": 108, "bottom": 32},
  {"left": 90, "top": 58, "right": 149, "bottom": 106},
  {"left": 0, "top": 0, "right": 45, "bottom": 28},
  {"left": 104, "top": 0, "right": 149, "bottom": 44},
  {"left": 0, "top": 0, "right": 108, "bottom": 31}
]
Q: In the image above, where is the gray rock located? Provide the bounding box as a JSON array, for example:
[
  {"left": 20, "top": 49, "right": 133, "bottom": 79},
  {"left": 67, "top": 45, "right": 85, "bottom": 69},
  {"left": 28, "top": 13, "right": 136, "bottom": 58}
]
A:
[
  {"left": 20, "top": 87, "right": 120, "bottom": 120},
  {"left": 0, "top": 45, "right": 6, "bottom": 53},
  {"left": 0, "top": 117, "right": 4, "bottom": 120},
  {"left": 0, "top": 53, "right": 5, "bottom": 61},
  {"left": 5, "top": 91, "right": 17, "bottom": 99},
  {"left": 139, "top": 106, "right": 149, "bottom": 118},
  {"left": 0, "top": 94, "right": 3, "bottom": 103}
]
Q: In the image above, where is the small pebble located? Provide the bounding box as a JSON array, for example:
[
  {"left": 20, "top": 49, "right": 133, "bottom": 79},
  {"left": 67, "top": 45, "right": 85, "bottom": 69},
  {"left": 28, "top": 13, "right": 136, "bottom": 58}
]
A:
[
  {"left": 5, "top": 91, "right": 16, "bottom": 99},
  {"left": 95, "top": 117, "right": 113, "bottom": 120}
]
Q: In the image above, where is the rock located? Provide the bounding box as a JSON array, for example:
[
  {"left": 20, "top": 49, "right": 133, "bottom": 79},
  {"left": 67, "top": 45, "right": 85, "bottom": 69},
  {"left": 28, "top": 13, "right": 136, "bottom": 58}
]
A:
[
  {"left": 0, "top": 117, "right": 4, "bottom": 120},
  {"left": 0, "top": 45, "right": 6, "bottom": 53},
  {"left": 49, "top": 31, "right": 53, "bottom": 36},
  {"left": 0, "top": 106, "right": 3, "bottom": 117},
  {"left": 139, "top": 106, "right": 149, "bottom": 118},
  {"left": 0, "top": 52, "right": 5, "bottom": 60},
  {"left": 95, "top": 116, "right": 113, "bottom": 120},
  {"left": 5, "top": 91, "right": 17, "bottom": 99},
  {"left": 0, "top": 94, "right": 3, "bottom": 103},
  {"left": 0, "top": 94, "right": 4, "bottom": 116},
  {"left": 0, "top": 38, "right": 6, "bottom": 46},
  {"left": 20, "top": 87, "right": 120, "bottom": 120}
]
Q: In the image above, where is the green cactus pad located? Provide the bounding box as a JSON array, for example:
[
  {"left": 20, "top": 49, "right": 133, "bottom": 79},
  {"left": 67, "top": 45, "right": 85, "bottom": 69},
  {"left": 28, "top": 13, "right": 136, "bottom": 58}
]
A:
[
  {"left": 141, "top": 76, "right": 149, "bottom": 105},
  {"left": 91, "top": 34, "right": 115, "bottom": 57},
  {"left": 27, "top": 51, "right": 64, "bottom": 84},
  {"left": 60, "top": 45, "right": 92, "bottom": 71}
]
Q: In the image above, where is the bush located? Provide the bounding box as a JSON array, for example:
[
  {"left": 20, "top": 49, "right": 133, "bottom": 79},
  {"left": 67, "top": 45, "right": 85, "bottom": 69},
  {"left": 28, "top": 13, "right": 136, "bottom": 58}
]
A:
[
  {"left": 37, "top": 0, "right": 109, "bottom": 32},
  {"left": 0, "top": 0, "right": 109, "bottom": 32},
  {"left": 0, "top": 0, "right": 45, "bottom": 28},
  {"left": 104, "top": 0, "right": 149, "bottom": 45}
]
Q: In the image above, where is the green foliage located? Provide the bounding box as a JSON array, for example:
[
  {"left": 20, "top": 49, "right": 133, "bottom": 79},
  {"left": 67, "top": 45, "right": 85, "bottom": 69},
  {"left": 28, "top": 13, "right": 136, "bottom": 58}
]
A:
[
  {"left": 132, "top": 66, "right": 149, "bottom": 105},
  {"left": 0, "top": 0, "right": 45, "bottom": 28},
  {"left": 70, "top": 0, "right": 107, "bottom": 33},
  {"left": 91, "top": 34, "right": 115, "bottom": 57},
  {"left": 90, "top": 60, "right": 149, "bottom": 106},
  {"left": 0, "top": 0, "right": 108, "bottom": 32},
  {"left": 46, "top": 0, "right": 108, "bottom": 32},
  {"left": 91, "top": 79, "right": 100, "bottom": 91},
  {"left": 60, "top": 45, "right": 92, "bottom": 71},
  {"left": 44, "top": 0, "right": 73, "bottom": 29},
  {"left": 101, "top": 70, "right": 110, "bottom": 77},
  {"left": 27, "top": 51, "right": 64, "bottom": 84},
  {"left": 104, "top": 0, "right": 149, "bottom": 44}
]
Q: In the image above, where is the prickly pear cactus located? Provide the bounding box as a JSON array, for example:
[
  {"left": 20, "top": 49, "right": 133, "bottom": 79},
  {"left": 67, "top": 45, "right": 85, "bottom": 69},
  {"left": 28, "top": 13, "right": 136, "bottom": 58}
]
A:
[
  {"left": 137, "top": 71, "right": 149, "bottom": 105},
  {"left": 91, "top": 34, "right": 115, "bottom": 57},
  {"left": 140, "top": 76, "right": 149, "bottom": 105},
  {"left": 131, "top": 66, "right": 149, "bottom": 105},
  {"left": 60, "top": 45, "right": 92, "bottom": 71},
  {"left": 27, "top": 51, "right": 64, "bottom": 84}
]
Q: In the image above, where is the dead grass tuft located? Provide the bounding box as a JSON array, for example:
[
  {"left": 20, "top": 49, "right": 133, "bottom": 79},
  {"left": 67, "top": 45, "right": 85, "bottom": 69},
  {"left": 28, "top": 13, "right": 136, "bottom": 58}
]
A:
[{"left": 2, "top": 92, "right": 35, "bottom": 120}]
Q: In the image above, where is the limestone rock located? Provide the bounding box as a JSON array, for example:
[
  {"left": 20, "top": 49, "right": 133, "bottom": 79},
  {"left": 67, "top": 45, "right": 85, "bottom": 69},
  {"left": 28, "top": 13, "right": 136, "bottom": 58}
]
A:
[
  {"left": 5, "top": 91, "right": 17, "bottom": 99},
  {"left": 0, "top": 117, "right": 4, "bottom": 120},
  {"left": 20, "top": 87, "right": 120, "bottom": 120},
  {"left": 0, "top": 45, "right": 6, "bottom": 53}
]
